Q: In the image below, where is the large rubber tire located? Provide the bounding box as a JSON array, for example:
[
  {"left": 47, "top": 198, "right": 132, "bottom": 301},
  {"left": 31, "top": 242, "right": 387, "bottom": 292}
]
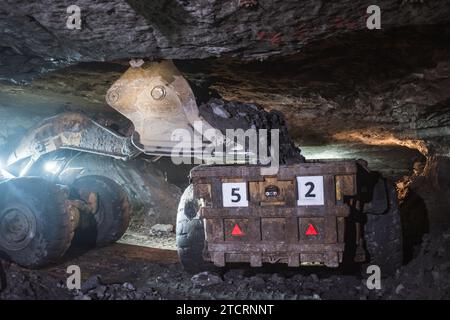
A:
[
  {"left": 176, "top": 185, "right": 213, "bottom": 273},
  {"left": 70, "top": 176, "right": 131, "bottom": 247},
  {"left": 0, "top": 177, "right": 74, "bottom": 268},
  {"left": 364, "top": 179, "right": 403, "bottom": 276}
]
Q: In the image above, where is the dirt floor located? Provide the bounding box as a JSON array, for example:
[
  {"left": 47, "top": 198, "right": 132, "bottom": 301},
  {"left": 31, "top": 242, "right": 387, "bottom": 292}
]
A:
[{"left": 1, "top": 227, "right": 449, "bottom": 300}]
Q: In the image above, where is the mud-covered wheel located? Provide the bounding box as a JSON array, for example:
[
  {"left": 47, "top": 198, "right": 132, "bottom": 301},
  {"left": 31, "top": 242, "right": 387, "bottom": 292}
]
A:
[
  {"left": 364, "top": 179, "right": 403, "bottom": 276},
  {"left": 0, "top": 177, "right": 74, "bottom": 268},
  {"left": 176, "top": 184, "right": 213, "bottom": 273},
  {"left": 70, "top": 176, "right": 131, "bottom": 247}
]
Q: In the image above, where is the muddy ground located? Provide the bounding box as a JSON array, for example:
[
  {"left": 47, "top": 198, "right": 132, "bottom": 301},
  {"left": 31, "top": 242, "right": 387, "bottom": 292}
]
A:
[{"left": 1, "top": 227, "right": 449, "bottom": 300}]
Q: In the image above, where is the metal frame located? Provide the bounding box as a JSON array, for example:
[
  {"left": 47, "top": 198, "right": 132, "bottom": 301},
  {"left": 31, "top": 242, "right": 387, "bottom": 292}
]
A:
[{"left": 191, "top": 160, "right": 358, "bottom": 268}]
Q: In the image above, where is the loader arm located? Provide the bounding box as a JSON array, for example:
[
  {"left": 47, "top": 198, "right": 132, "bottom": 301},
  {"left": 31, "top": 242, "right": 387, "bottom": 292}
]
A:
[
  {"left": 6, "top": 59, "right": 298, "bottom": 175},
  {"left": 6, "top": 112, "right": 140, "bottom": 176}
]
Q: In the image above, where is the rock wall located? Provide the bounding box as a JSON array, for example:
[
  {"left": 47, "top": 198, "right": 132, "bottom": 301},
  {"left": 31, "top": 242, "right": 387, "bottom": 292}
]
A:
[{"left": 2, "top": 0, "right": 449, "bottom": 79}]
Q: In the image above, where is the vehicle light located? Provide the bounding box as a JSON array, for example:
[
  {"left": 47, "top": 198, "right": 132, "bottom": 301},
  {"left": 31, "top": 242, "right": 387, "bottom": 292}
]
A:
[
  {"left": 1, "top": 168, "right": 14, "bottom": 179},
  {"left": 44, "top": 161, "right": 60, "bottom": 174}
]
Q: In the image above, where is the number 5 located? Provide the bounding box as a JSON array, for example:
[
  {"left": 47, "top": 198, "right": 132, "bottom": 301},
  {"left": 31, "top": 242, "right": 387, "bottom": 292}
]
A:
[
  {"left": 231, "top": 188, "right": 241, "bottom": 202},
  {"left": 222, "top": 182, "right": 248, "bottom": 207}
]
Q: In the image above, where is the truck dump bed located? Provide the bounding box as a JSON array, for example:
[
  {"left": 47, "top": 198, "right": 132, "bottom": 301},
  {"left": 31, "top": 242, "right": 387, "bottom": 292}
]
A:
[{"left": 190, "top": 160, "right": 358, "bottom": 268}]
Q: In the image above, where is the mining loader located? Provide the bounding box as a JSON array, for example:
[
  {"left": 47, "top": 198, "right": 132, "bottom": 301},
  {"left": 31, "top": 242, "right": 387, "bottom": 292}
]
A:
[{"left": 0, "top": 60, "right": 402, "bottom": 275}]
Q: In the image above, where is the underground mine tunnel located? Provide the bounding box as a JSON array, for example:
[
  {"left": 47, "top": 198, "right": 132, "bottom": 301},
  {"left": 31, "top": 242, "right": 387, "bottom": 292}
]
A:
[{"left": 0, "top": 0, "right": 449, "bottom": 303}]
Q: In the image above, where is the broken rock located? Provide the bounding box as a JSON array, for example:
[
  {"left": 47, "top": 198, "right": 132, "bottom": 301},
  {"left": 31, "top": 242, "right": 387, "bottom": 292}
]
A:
[
  {"left": 150, "top": 224, "right": 174, "bottom": 234},
  {"left": 395, "top": 284, "right": 405, "bottom": 295},
  {"left": 81, "top": 275, "right": 102, "bottom": 293},
  {"left": 191, "top": 272, "right": 223, "bottom": 288},
  {"left": 122, "top": 282, "right": 136, "bottom": 291}
]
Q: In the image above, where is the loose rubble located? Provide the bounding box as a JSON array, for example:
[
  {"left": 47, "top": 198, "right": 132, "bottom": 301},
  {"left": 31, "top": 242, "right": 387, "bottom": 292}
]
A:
[
  {"left": 191, "top": 272, "right": 223, "bottom": 288},
  {"left": 1, "top": 227, "right": 449, "bottom": 300},
  {"left": 150, "top": 224, "right": 174, "bottom": 235}
]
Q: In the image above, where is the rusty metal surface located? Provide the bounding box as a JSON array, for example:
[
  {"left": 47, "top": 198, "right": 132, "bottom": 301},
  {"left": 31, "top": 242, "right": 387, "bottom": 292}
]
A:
[
  {"left": 192, "top": 160, "right": 358, "bottom": 268},
  {"left": 7, "top": 112, "right": 140, "bottom": 170},
  {"left": 191, "top": 161, "right": 359, "bottom": 180}
]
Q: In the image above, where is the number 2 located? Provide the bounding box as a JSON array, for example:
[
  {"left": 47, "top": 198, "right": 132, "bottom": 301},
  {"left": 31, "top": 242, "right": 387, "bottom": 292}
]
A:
[
  {"left": 304, "top": 182, "right": 316, "bottom": 198},
  {"left": 297, "top": 176, "right": 324, "bottom": 206}
]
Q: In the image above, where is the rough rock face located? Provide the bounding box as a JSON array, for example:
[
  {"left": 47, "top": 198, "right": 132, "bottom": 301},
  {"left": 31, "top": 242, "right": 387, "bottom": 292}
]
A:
[
  {"left": 399, "top": 154, "right": 450, "bottom": 250},
  {"left": 1, "top": 0, "right": 450, "bottom": 81}
]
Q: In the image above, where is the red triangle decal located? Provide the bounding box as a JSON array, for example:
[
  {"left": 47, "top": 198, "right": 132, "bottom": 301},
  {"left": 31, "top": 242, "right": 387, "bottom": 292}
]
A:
[
  {"left": 231, "top": 224, "right": 244, "bottom": 236},
  {"left": 305, "top": 223, "right": 318, "bottom": 236}
]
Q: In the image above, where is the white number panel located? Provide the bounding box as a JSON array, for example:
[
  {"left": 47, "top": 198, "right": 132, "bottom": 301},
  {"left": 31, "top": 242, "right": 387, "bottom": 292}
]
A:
[
  {"left": 222, "top": 182, "right": 249, "bottom": 207},
  {"left": 297, "top": 176, "right": 324, "bottom": 206}
]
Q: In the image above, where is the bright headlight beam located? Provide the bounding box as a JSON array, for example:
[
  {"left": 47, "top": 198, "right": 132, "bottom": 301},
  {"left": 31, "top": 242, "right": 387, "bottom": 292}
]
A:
[
  {"left": 1, "top": 168, "right": 15, "bottom": 179},
  {"left": 44, "top": 161, "right": 60, "bottom": 174}
]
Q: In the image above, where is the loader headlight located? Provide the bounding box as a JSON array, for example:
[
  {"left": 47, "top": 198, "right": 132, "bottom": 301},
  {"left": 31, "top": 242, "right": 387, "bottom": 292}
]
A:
[{"left": 44, "top": 161, "right": 61, "bottom": 174}]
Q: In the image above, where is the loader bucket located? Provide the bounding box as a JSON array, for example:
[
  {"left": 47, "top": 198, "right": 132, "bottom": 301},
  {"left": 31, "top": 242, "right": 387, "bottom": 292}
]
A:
[{"left": 105, "top": 60, "right": 208, "bottom": 155}]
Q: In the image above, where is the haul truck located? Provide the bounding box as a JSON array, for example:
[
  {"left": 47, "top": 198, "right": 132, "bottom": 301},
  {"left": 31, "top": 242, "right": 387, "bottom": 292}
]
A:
[
  {"left": 0, "top": 60, "right": 402, "bottom": 274},
  {"left": 179, "top": 161, "right": 402, "bottom": 274}
]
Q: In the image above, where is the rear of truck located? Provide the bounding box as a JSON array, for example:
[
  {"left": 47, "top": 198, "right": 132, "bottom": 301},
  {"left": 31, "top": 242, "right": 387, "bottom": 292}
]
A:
[{"left": 189, "top": 160, "right": 358, "bottom": 268}]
